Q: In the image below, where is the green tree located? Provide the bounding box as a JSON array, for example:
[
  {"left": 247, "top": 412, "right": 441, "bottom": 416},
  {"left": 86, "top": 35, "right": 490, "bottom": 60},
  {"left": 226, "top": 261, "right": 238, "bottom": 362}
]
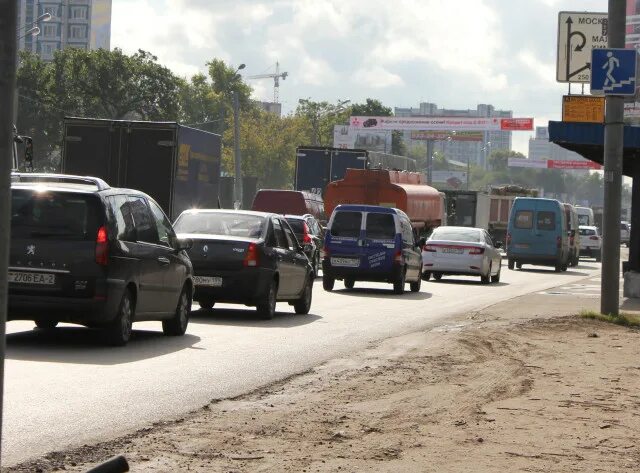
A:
[
  {"left": 295, "top": 99, "right": 351, "bottom": 146},
  {"left": 488, "top": 149, "right": 525, "bottom": 172}
]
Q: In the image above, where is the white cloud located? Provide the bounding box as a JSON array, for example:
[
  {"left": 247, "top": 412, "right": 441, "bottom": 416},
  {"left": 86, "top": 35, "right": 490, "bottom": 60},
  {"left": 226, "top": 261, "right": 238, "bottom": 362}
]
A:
[{"left": 352, "top": 66, "right": 404, "bottom": 88}]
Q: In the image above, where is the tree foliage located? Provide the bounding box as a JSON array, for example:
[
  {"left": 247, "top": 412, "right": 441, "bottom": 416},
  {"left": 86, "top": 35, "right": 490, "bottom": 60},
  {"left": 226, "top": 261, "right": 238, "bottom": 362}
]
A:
[{"left": 295, "top": 99, "right": 351, "bottom": 146}]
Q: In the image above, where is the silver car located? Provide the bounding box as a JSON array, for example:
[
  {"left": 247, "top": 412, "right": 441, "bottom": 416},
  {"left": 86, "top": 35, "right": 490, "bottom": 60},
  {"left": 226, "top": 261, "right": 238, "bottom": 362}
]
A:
[{"left": 421, "top": 226, "right": 503, "bottom": 284}]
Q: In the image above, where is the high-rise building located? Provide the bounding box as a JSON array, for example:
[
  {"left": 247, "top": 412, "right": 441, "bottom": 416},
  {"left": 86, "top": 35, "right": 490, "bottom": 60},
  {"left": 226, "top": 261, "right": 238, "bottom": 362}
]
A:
[
  {"left": 394, "top": 102, "right": 513, "bottom": 169},
  {"left": 17, "top": 0, "right": 112, "bottom": 61}
]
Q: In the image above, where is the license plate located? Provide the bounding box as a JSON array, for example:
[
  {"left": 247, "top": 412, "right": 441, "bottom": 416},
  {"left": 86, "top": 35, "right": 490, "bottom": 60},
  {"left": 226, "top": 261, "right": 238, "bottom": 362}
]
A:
[
  {"left": 193, "top": 276, "right": 223, "bottom": 287},
  {"left": 442, "top": 248, "right": 464, "bottom": 254},
  {"left": 331, "top": 257, "right": 360, "bottom": 267},
  {"left": 8, "top": 271, "right": 55, "bottom": 285},
  {"left": 515, "top": 244, "right": 529, "bottom": 249}
]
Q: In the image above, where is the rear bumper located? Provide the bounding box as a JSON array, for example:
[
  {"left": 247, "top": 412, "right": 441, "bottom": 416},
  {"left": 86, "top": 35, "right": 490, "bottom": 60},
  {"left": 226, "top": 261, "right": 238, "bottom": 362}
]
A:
[
  {"left": 580, "top": 246, "right": 601, "bottom": 254},
  {"left": 507, "top": 252, "right": 563, "bottom": 266},
  {"left": 322, "top": 260, "right": 403, "bottom": 282},
  {"left": 193, "top": 268, "right": 274, "bottom": 304}
]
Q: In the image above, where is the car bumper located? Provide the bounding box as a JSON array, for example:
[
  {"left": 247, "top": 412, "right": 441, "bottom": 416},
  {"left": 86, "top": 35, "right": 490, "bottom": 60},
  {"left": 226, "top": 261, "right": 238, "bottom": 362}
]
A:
[
  {"left": 422, "top": 255, "right": 488, "bottom": 275},
  {"left": 322, "top": 259, "right": 403, "bottom": 282},
  {"left": 193, "top": 268, "right": 274, "bottom": 304}
]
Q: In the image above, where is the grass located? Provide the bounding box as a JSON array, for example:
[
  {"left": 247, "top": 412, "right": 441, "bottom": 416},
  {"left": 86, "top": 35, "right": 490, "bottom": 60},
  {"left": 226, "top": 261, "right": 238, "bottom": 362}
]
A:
[{"left": 579, "top": 310, "right": 640, "bottom": 328}]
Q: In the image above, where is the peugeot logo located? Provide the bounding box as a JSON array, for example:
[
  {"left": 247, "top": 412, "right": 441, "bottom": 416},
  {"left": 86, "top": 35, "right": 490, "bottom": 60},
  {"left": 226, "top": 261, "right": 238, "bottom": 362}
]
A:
[
  {"left": 26, "top": 245, "right": 36, "bottom": 256},
  {"left": 203, "top": 245, "right": 208, "bottom": 253}
]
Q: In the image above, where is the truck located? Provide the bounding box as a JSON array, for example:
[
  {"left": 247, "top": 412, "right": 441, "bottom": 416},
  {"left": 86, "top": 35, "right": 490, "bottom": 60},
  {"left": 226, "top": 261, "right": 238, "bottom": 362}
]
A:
[
  {"left": 61, "top": 117, "right": 221, "bottom": 219},
  {"left": 294, "top": 146, "right": 417, "bottom": 196},
  {"left": 323, "top": 168, "right": 445, "bottom": 234},
  {"left": 444, "top": 185, "right": 538, "bottom": 242}
]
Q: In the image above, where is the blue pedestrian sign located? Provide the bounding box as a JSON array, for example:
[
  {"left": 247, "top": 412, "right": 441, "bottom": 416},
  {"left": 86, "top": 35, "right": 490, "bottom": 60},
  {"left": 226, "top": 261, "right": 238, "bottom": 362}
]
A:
[{"left": 590, "top": 48, "right": 637, "bottom": 96}]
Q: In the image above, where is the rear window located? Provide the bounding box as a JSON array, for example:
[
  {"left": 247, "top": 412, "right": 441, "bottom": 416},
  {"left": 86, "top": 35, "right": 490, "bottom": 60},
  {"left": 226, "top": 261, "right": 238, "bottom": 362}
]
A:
[
  {"left": 366, "top": 213, "right": 396, "bottom": 240},
  {"left": 537, "top": 211, "right": 556, "bottom": 231},
  {"left": 580, "top": 228, "right": 596, "bottom": 236},
  {"left": 285, "top": 218, "right": 305, "bottom": 238},
  {"left": 430, "top": 228, "right": 481, "bottom": 243},
  {"left": 514, "top": 210, "right": 533, "bottom": 229},
  {"left": 174, "top": 212, "right": 265, "bottom": 238},
  {"left": 578, "top": 214, "right": 590, "bottom": 226},
  {"left": 11, "top": 189, "right": 102, "bottom": 240},
  {"left": 331, "top": 211, "right": 362, "bottom": 238}
]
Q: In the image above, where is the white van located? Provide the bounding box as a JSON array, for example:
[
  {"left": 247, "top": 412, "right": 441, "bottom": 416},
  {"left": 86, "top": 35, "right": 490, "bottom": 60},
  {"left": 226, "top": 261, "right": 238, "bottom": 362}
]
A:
[{"left": 575, "top": 206, "right": 594, "bottom": 227}]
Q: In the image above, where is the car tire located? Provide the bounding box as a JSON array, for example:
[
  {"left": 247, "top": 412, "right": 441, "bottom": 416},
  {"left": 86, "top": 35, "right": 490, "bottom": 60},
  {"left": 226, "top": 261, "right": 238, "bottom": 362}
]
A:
[
  {"left": 163, "top": 286, "right": 191, "bottom": 336},
  {"left": 393, "top": 269, "right": 406, "bottom": 294},
  {"left": 595, "top": 251, "right": 602, "bottom": 263},
  {"left": 344, "top": 278, "right": 355, "bottom": 289},
  {"left": 257, "top": 279, "right": 277, "bottom": 320},
  {"left": 481, "top": 265, "right": 491, "bottom": 284},
  {"left": 34, "top": 320, "right": 58, "bottom": 330},
  {"left": 409, "top": 275, "right": 422, "bottom": 292},
  {"left": 491, "top": 265, "right": 501, "bottom": 283},
  {"left": 508, "top": 259, "right": 515, "bottom": 270},
  {"left": 323, "top": 275, "right": 335, "bottom": 291},
  {"left": 104, "top": 289, "right": 134, "bottom": 346},
  {"left": 516, "top": 262, "right": 522, "bottom": 270},
  {"left": 421, "top": 271, "right": 431, "bottom": 281},
  {"left": 314, "top": 253, "right": 321, "bottom": 278},
  {"left": 294, "top": 277, "right": 313, "bottom": 315},
  {"left": 433, "top": 272, "right": 443, "bottom": 281},
  {"left": 198, "top": 299, "right": 214, "bottom": 310}
]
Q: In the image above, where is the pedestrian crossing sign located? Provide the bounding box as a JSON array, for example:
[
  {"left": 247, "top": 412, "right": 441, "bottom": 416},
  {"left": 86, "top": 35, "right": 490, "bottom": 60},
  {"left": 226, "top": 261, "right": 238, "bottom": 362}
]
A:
[{"left": 590, "top": 48, "right": 637, "bottom": 96}]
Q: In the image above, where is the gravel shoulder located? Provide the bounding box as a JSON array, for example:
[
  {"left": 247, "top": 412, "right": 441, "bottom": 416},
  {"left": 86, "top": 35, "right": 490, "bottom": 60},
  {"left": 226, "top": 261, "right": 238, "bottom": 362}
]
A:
[{"left": 6, "top": 284, "right": 640, "bottom": 472}]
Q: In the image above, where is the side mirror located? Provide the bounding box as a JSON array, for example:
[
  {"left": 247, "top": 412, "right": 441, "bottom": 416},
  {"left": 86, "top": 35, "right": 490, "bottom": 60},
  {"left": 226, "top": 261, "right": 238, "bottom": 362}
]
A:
[
  {"left": 494, "top": 241, "right": 503, "bottom": 249},
  {"left": 175, "top": 237, "right": 193, "bottom": 251}
]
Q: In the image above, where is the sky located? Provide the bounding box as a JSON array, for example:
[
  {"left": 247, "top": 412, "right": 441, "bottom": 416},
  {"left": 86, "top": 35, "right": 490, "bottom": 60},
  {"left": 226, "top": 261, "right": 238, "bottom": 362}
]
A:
[{"left": 110, "top": 0, "right": 609, "bottom": 155}]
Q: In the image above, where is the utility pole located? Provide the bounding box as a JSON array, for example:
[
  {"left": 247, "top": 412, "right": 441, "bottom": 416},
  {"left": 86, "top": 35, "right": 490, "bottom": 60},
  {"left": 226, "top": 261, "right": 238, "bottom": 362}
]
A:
[
  {"left": 601, "top": 0, "right": 625, "bottom": 316},
  {"left": 0, "top": 0, "right": 17, "bottom": 465},
  {"left": 426, "top": 139, "right": 434, "bottom": 185},
  {"left": 233, "top": 91, "right": 243, "bottom": 209}
]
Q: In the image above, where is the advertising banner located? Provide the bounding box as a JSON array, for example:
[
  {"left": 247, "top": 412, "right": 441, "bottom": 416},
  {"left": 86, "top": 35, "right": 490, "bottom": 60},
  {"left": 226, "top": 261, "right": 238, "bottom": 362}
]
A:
[
  {"left": 547, "top": 160, "right": 602, "bottom": 170},
  {"left": 410, "top": 131, "right": 483, "bottom": 141},
  {"left": 333, "top": 125, "right": 392, "bottom": 152},
  {"left": 507, "top": 158, "right": 548, "bottom": 169},
  {"left": 350, "top": 116, "right": 534, "bottom": 132},
  {"left": 627, "top": 0, "right": 640, "bottom": 49}
]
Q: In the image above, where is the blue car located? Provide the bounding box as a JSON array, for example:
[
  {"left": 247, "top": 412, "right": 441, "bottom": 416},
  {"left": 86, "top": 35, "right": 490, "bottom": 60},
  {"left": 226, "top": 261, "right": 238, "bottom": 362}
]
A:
[
  {"left": 506, "top": 197, "right": 570, "bottom": 272},
  {"left": 322, "top": 205, "right": 423, "bottom": 294}
]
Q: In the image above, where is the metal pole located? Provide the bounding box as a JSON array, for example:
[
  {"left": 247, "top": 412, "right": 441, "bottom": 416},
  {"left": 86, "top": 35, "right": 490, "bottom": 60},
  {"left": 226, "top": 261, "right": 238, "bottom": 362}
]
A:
[
  {"left": 0, "top": 0, "right": 17, "bottom": 465},
  {"left": 601, "top": 0, "right": 625, "bottom": 316},
  {"left": 467, "top": 156, "right": 470, "bottom": 190},
  {"left": 233, "top": 91, "right": 243, "bottom": 209},
  {"left": 426, "top": 139, "right": 434, "bottom": 185}
]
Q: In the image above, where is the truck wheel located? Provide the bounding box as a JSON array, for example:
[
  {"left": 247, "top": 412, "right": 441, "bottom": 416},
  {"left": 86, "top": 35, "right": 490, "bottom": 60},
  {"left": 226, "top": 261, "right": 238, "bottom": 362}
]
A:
[
  {"left": 508, "top": 259, "right": 514, "bottom": 270},
  {"left": 323, "top": 275, "right": 335, "bottom": 291},
  {"left": 344, "top": 278, "right": 355, "bottom": 289},
  {"left": 393, "top": 269, "right": 406, "bottom": 295}
]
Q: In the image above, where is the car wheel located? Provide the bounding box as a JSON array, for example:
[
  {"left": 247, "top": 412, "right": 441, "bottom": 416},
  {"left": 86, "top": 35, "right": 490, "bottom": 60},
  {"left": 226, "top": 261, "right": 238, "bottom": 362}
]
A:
[
  {"left": 198, "top": 299, "right": 215, "bottom": 310},
  {"left": 393, "top": 269, "right": 406, "bottom": 294},
  {"left": 323, "top": 274, "right": 335, "bottom": 291},
  {"left": 508, "top": 259, "right": 515, "bottom": 270},
  {"left": 163, "top": 286, "right": 191, "bottom": 336},
  {"left": 105, "top": 289, "right": 134, "bottom": 346},
  {"left": 257, "top": 279, "right": 277, "bottom": 320},
  {"left": 481, "top": 265, "right": 491, "bottom": 284},
  {"left": 595, "top": 251, "right": 602, "bottom": 263},
  {"left": 294, "top": 277, "right": 313, "bottom": 315},
  {"left": 433, "top": 272, "right": 443, "bottom": 281},
  {"left": 314, "top": 253, "right": 321, "bottom": 278},
  {"left": 344, "top": 278, "right": 355, "bottom": 289},
  {"left": 516, "top": 262, "right": 522, "bottom": 270},
  {"left": 409, "top": 274, "right": 422, "bottom": 292},
  {"left": 34, "top": 320, "right": 58, "bottom": 330},
  {"left": 491, "top": 265, "right": 501, "bottom": 283},
  {"left": 421, "top": 271, "right": 431, "bottom": 281}
]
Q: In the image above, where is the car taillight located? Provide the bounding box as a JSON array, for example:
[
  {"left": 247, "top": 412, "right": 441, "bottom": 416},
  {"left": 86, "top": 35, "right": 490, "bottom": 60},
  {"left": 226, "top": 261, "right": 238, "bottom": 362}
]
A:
[
  {"left": 394, "top": 250, "right": 403, "bottom": 263},
  {"left": 590, "top": 235, "right": 600, "bottom": 241},
  {"left": 323, "top": 245, "right": 330, "bottom": 258},
  {"left": 303, "top": 222, "right": 312, "bottom": 244},
  {"left": 468, "top": 247, "right": 485, "bottom": 255},
  {"left": 556, "top": 236, "right": 562, "bottom": 249},
  {"left": 95, "top": 226, "right": 108, "bottom": 266},
  {"left": 243, "top": 242, "right": 259, "bottom": 267},
  {"left": 423, "top": 244, "right": 437, "bottom": 252},
  {"left": 506, "top": 233, "right": 512, "bottom": 245}
]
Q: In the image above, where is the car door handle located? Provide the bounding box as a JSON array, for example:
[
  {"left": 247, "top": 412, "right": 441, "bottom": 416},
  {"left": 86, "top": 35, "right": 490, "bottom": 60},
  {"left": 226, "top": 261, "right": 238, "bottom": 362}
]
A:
[{"left": 157, "top": 257, "right": 170, "bottom": 265}]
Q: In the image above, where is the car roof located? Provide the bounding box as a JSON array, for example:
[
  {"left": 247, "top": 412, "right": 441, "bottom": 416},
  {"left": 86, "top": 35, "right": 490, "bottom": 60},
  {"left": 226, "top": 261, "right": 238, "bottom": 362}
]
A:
[
  {"left": 434, "top": 226, "right": 482, "bottom": 232},
  {"left": 178, "top": 208, "right": 275, "bottom": 218},
  {"left": 284, "top": 214, "right": 314, "bottom": 220},
  {"left": 334, "top": 204, "right": 398, "bottom": 214}
]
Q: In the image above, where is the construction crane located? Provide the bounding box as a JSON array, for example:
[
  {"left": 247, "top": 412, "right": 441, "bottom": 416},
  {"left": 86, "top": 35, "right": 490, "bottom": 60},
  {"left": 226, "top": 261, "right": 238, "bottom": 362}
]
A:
[{"left": 247, "top": 62, "right": 288, "bottom": 104}]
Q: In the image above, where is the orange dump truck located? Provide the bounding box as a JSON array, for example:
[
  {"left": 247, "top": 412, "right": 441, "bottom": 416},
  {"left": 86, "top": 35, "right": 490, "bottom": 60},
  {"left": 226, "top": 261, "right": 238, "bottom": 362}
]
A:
[{"left": 324, "top": 168, "right": 445, "bottom": 233}]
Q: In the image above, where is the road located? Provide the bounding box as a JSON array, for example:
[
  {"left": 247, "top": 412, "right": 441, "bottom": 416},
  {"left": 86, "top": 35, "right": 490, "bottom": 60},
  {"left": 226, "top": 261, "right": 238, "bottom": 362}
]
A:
[{"left": 2, "top": 259, "right": 602, "bottom": 466}]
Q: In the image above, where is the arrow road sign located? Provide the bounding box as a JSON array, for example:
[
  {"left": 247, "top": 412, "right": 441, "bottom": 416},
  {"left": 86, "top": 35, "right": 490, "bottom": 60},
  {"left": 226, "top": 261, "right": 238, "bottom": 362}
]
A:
[
  {"left": 591, "top": 48, "right": 638, "bottom": 96},
  {"left": 557, "top": 12, "right": 608, "bottom": 83}
]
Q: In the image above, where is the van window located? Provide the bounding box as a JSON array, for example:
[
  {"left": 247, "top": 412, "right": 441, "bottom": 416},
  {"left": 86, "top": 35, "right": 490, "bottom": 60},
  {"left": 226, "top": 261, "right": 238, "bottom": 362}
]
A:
[
  {"left": 537, "top": 211, "right": 556, "bottom": 231},
  {"left": 578, "top": 215, "right": 590, "bottom": 226},
  {"left": 514, "top": 210, "right": 533, "bottom": 229},
  {"left": 366, "top": 213, "right": 396, "bottom": 240},
  {"left": 331, "top": 211, "right": 362, "bottom": 238}
]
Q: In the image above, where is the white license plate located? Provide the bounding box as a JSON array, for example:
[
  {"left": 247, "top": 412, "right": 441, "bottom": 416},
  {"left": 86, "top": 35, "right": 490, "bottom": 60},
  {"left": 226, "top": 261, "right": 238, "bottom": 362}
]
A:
[
  {"left": 193, "top": 276, "right": 223, "bottom": 287},
  {"left": 8, "top": 271, "right": 55, "bottom": 285},
  {"left": 331, "top": 257, "right": 360, "bottom": 267},
  {"left": 442, "top": 248, "right": 464, "bottom": 254}
]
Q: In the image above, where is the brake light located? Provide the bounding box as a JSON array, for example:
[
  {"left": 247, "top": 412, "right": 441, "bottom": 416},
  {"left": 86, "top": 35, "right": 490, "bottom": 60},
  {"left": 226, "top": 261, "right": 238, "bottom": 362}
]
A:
[
  {"left": 394, "top": 250, "right": 403, "bottom": 264},
  {"left": 506, "top": 233, "right": 512, "bottom": 246},
  {"left": 95, "top": 226, "right": 108, "bottom": 266},
  {"left": 323, "top": 245, "right": 330, "bottom": 258},
  {"left": 243, "top": 242, "right": 259, "bottom": 267},
  {"left": 468, "top": 247, "right": 485, "bottom": 255},
  {"left": 423, "top": 244, "right": 437, "bottom": 252},
  {"left": 302, "top": 222, "right": 312, "bottom": 244},
  {"left": 590, "top": 235, "right": 600, "bottom": 241}
]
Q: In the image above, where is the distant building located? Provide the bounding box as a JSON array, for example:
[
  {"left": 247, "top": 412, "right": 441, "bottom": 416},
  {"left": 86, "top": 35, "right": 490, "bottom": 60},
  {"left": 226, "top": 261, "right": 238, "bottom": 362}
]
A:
[
  {"left": 17, "top": 0, "right": 112, "bottom": 61},
  {"left": 528, "top": 126, "right": 591, "bottom": 173},
  {"left": 258, "top": 101, "right": 282, "bottom": 117},
  {"left": 394, "top": 102, "right": 512, "bottom": 169}
]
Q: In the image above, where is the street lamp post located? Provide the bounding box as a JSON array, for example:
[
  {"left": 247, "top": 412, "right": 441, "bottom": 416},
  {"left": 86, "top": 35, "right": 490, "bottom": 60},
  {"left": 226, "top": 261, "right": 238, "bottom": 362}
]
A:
[{"left": 233, "top": 64, "right": 245, "bottom": 209}]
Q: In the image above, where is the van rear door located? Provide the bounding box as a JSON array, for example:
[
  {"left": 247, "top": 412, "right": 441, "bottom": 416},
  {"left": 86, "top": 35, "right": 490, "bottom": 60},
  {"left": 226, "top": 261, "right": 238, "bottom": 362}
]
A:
[
  {"left": 532, "top": 201, "right": 560, "bottom": 256},
  {"left": 362, "top": 212, "right": 397, "bottom": 272},
  {"left": 327, "top": 211, "right": 363, "bottom": 269}
]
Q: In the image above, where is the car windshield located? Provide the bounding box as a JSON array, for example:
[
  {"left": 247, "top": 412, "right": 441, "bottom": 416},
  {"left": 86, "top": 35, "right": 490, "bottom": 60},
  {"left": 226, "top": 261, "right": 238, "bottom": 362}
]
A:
[
  {"left": 174, "top": 212, "right": 265, "bottom": 238},
  {"left": 11, "top": 189, "right": 103, "bottom": 240},
  {"left": 430, "top": 228, "right": 481, "bottom": 243}
]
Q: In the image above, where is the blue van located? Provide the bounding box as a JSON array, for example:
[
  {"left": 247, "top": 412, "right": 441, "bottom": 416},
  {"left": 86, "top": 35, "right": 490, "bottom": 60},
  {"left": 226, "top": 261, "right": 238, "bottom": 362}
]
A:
[
  {"left": 322, "top": 205, "right": 423, "bottom": 294},
  {"left": 506, "top": 197, "right": 570, "bottom": 272}
]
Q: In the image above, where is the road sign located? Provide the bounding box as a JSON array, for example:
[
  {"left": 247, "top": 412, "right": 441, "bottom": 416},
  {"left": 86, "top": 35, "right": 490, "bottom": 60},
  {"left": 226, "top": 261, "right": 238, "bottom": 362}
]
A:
[
  {"left": 562, "top": 95, "right": 605, "bottom": 123},
  {"left": 590, "top": 48, "right": 637, "bottom": 95},
  {"left": 557, "top": 12, "right": 608, "bottom": 83}
]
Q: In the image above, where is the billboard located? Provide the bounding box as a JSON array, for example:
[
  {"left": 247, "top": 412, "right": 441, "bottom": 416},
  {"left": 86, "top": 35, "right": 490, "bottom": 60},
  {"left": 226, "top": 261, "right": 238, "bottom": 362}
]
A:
[
  {"left": 562, "top": 95, "right": 605, "bottom": 123},
  {"left": 627, "top": 0, "right": 640, "bottom": 50},
  {"left": 333, "top": 125, "right": 392, "bottom": 152},
  {"left": 508, "top": 158, "right": 602, "bottom": 170},
  {"left": 350, "top": 116, "right": 533, "bottom": 131},
  {"left": 410, "top": 131, "right": 483, "bottom": 141}
]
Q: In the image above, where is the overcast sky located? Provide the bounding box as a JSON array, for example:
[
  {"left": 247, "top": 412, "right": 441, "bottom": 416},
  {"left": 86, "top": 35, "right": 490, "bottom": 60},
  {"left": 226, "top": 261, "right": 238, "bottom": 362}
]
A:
[{"left": 111, "top": 0, "right": 609, "bottom": 155}]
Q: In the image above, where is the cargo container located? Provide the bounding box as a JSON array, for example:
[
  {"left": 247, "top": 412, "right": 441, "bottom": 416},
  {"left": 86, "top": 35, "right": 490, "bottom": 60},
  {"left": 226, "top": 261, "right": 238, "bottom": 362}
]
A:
[
  {"left": 324, "top": 168, "right": 444, "bottom": 233},
  {"left": 61, "top": 117, "right": 221, "bottom": 219}
]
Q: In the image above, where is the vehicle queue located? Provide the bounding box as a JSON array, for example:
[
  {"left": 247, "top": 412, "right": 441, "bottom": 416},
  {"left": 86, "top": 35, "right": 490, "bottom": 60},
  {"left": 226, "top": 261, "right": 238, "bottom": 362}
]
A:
[{"left": 6, "top": 171, "right": 608, "bottom": 346}]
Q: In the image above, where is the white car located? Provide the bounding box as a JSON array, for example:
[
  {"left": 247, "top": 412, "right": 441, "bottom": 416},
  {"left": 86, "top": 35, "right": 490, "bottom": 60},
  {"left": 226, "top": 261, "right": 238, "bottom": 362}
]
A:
[
  {"left": 579, "top": 225, "right": 602, "bottom": 262},
  {"left": 421, "top": 226, "right": 503, "bottom": 284}
]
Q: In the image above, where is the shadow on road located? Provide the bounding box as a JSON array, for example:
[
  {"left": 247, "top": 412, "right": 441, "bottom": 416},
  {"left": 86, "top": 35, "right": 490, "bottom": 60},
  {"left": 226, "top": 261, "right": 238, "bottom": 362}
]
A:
[
  {"left": 6, "top": 327, "right": 201, "bottom": 365},
  {"left": 190, "top": 308, "right": 323, "bottom": 328},
  {"left": 428, "top": 279, "right": 509, "bottom": 287},
  {"left": 512, "top": 267, "right": 590, "bottom": 276},
  {"left": 329, "top": 287, "right": 432, "bottom": 300}
]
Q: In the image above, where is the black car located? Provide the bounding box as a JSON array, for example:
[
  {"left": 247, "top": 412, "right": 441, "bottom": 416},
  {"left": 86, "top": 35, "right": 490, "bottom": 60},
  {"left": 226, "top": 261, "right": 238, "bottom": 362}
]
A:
[
  {"left": 173, "top": 209, "right": 314, "bottom": 319},
  {"left": 8, "top": 173, "right": 194, "bottom": 346},
  {"left": 362, "top": 118, "right": 378, "bottom": 128},
  {"left": 284, "top": 214, "right": 324, "bottom": 276}
]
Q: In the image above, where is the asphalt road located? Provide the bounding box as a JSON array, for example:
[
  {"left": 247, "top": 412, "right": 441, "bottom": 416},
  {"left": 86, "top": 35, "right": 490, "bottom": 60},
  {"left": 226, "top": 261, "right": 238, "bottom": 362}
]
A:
[{"left": 2, "top": 258, "right": 603, "bottom": 466}]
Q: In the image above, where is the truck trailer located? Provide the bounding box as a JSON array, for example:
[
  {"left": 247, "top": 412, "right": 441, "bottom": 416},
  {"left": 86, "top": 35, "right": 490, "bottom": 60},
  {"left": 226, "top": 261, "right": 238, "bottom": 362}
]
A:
[
  {"left": 324, "top": 168, "right": 445, "bottom": 233},
  {"left": 61, "top": 117, "right": 221, "bottom": 219}
]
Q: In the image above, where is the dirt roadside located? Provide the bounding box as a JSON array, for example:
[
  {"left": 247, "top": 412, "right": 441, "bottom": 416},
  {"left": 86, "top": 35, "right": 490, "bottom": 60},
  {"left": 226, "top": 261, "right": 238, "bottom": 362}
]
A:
[{"left": 6, "top": 279, "right": 640, "bottom": 473}]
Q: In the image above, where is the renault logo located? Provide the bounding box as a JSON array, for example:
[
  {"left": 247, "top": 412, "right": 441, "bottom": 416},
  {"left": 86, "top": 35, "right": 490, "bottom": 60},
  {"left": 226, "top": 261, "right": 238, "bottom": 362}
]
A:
[
  {"left": 26, "top": 245, "right": 36, "bottom": 256},
  {"left": 203, "top": 245, "right": 208, "bottom": 253}
]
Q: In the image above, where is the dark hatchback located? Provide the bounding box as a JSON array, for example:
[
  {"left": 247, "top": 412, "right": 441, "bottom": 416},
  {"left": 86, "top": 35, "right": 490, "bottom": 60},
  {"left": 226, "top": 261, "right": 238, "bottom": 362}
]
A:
[
  {"left": 173, "top": 209, "right": 314, "bottom": 319},
  {"left": 8, "top": 174, "right": 194, "bottom": 345}
]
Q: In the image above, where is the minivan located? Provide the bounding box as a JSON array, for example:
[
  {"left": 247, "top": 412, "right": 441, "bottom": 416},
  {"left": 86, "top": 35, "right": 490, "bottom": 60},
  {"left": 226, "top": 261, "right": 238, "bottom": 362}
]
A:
[
  {"left": 506, "top": 197, "right": 570, "bottom": 272},
  {"left": 251, "top": 189, "right": 325, "bottom": 224},
  {"left": 563, "top": 203, "right": 580, "bottom": 267},
  {"left": 322, "top": 204, "right": 423, "bottom": 294},
  {"left": 575, "top": 206, "right": 594, "bottom": 227}
]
